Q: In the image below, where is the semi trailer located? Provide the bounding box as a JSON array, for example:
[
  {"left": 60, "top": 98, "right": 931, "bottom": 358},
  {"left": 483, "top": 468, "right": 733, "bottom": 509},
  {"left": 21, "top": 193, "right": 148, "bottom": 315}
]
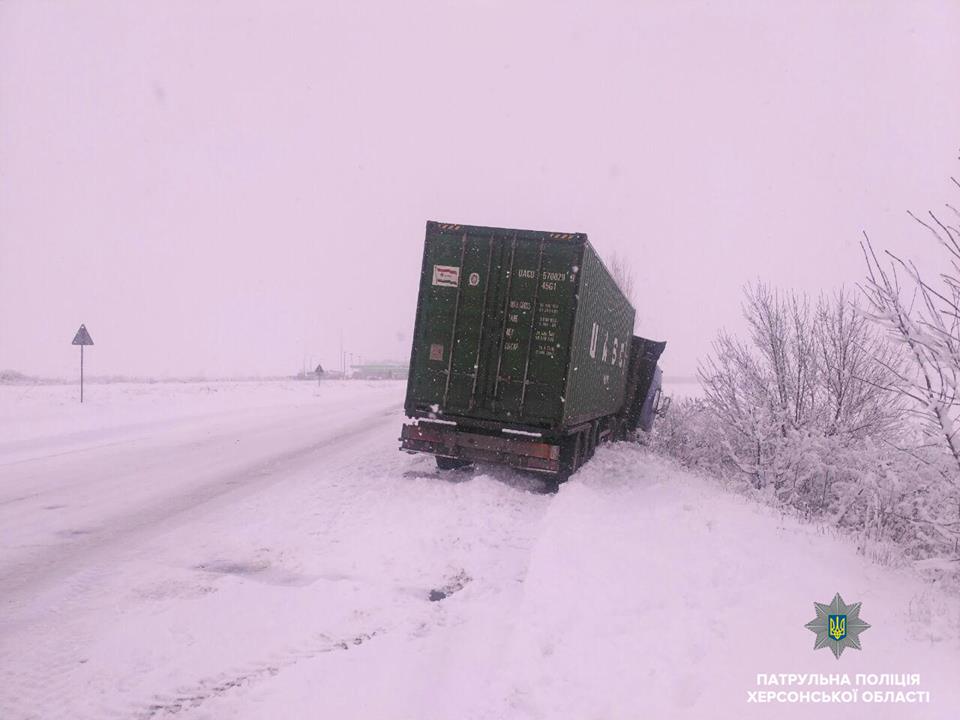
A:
[{"left": 400, "top": 221, "right": 666, "bottom": 481}]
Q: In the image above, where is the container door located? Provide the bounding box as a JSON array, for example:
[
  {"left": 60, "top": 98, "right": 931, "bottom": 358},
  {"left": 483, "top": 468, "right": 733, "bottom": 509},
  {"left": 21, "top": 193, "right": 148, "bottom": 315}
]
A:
[
  {"left": 409, "top": 229, "right": 580, "bottom": 428},
  {"left": 486, "top": 238, "right": 580, "bottom": 424},
  {"left": 408, "top": 230, "right": 508, "bottom": 415},
  {"left": 439, "top": 232, "right": 500, "bottom": 412}
]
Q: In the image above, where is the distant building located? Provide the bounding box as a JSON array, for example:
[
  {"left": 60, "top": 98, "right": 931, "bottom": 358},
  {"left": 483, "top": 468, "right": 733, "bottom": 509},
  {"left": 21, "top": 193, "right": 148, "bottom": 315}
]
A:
[{"left": 349, "top": 363, "right": 408, "bottom": 380}]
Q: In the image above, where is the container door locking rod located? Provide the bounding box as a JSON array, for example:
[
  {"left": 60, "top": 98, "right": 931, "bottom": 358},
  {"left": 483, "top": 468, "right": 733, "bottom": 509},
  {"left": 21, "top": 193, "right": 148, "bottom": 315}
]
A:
[
  {"left": 519, "top": 239, "right": 545, "bottom": 415},
  {"left": 468, "top": 235, "right": 496, "bottom": 410},
  {"left": 442, "top": 232, "right": 468, "bottom": 409},
  {"left": 493, "top": 235, "right": 518, "bottom": 399}
]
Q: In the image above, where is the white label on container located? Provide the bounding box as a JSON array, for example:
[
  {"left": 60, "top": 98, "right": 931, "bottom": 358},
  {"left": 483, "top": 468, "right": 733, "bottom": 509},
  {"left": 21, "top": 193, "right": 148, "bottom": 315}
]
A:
[{"left": 432, "top": 265, "right": 460, "bottom": 287}]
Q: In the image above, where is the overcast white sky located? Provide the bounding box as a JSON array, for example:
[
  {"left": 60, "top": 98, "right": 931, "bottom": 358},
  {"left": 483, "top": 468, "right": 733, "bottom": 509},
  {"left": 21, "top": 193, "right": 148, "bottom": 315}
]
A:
[{"left": 1, "top": 0, "right": 958, "bottom": 379}]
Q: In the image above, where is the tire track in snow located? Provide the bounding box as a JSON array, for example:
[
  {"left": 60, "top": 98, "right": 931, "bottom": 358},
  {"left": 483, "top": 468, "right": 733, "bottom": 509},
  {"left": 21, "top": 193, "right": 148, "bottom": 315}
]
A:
[
  {"left": 0, "top": 563, "right": 119, "bottom": 720},
  {"left": 134, "top": 630, "right": 381, "bottom": 719},
  {"left": 125, "top": 462, "right": 556, "bottom": 720},
  {"left": 0, "top": 404, "right": 401, "bottom": 720},
  {"left": 0, "top": 404, "right": 400, "bottom": 613}
]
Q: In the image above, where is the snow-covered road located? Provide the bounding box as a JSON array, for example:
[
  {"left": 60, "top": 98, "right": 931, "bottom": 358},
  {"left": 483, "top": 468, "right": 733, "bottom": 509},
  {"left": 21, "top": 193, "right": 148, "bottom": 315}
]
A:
[{"left": 1, "top": 380, "right": 957, "bottom": 719}]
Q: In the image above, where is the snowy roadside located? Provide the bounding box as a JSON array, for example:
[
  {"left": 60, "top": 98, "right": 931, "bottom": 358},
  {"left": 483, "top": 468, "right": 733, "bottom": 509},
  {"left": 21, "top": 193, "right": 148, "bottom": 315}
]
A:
[
  {"left": 0, "top": 379, "right": 375, "bottom": 460},
  {"left": 1, "top": 381, "right": 957, "bottom": 719},
  {"left": 478, "top": 448, "right": 960, "bottom": 719}
]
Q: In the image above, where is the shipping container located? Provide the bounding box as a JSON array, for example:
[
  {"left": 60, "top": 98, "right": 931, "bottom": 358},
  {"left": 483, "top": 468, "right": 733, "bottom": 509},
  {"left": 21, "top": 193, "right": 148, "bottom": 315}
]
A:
[{"left": 401, "top": 221, "right": 663, "bottom": 479}]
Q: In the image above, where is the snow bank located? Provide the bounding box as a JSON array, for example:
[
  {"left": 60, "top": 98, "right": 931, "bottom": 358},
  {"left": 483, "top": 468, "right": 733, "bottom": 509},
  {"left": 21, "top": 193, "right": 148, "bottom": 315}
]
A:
[{"left": 479, "top": 446, "right": 960, "bottom": 718}]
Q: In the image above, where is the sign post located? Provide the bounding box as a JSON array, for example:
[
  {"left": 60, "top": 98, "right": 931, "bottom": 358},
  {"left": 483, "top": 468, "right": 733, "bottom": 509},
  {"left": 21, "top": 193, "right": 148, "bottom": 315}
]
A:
[{"left": 71, "top": 324, "right": 94, "bottom": 403}]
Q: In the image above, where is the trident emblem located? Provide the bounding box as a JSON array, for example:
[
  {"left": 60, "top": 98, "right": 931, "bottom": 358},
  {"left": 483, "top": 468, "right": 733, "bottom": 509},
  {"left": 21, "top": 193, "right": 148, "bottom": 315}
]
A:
[{"left": 828, "top": 614, "right": 847, "bottom": 641}]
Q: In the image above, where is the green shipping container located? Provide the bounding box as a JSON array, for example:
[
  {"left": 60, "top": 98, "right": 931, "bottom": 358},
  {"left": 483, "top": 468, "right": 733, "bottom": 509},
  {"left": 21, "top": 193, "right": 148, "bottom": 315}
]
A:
[{"left": 404, "top": 221, "right": 635, "bottom": 437}]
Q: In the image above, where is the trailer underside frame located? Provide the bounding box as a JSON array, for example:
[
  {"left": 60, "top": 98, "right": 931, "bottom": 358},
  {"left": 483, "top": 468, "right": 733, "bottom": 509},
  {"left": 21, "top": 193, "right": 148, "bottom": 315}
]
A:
[
  {"left": 400, "top": 421, "right": 562, "bottom": 474},
  {"left": 399, "top": 414, "right": 630, "bottom": 479}
]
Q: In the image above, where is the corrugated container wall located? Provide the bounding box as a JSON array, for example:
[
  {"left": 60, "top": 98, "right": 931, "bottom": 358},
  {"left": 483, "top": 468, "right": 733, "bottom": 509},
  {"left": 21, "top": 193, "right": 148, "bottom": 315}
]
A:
[
  {"left": 562, "top": 241, "right": 636, "bottom": 426},
  {"left": 405, "top": 222, "right": 635, "bottom": 436}
]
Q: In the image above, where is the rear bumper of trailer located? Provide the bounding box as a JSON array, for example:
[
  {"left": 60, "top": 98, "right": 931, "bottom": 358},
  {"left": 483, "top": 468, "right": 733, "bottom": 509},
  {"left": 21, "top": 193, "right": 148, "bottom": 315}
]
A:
[{"left": 400, "top": 421, "right": 561, "bottom": 473}]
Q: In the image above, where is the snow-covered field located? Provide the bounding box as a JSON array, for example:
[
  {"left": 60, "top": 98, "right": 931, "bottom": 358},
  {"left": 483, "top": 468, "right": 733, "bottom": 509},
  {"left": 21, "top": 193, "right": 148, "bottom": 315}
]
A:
[{"left": 1, "top": 380, "right": 957, "bottom": 719}]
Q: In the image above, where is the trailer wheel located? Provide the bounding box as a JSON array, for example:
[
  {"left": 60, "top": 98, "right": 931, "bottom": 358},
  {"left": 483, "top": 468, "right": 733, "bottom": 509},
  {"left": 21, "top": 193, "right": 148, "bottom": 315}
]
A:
[{"left": 436, "top": 456, "right": 472, "bottom": 471}]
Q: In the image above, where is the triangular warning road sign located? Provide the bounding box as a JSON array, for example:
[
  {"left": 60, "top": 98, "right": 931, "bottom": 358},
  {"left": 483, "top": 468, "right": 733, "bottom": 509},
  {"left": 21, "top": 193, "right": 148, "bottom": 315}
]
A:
[{"left": 72, "top": 324, "right": 94, "bottom": 346}]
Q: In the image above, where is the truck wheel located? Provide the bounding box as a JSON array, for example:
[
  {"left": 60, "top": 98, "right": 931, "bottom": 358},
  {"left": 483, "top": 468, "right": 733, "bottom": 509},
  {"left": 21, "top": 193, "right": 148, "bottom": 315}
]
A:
[{"left": 436, "top": 456, "right": 471, "bottom": 471}]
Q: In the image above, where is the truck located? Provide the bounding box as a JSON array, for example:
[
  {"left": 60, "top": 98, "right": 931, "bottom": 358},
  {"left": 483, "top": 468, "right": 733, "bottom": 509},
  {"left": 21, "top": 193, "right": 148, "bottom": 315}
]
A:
[{"left": 400, "top": 221, "right": 667, "bottom": 483}]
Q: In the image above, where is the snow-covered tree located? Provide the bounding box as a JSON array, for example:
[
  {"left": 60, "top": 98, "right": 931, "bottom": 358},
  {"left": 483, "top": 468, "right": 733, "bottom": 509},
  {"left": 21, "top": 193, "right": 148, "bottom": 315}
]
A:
[
  {"left": 698, "top": 284, "right": 864, "bottom": 488},
  {"left": 861, "top": 212, "right": 960, "bottom": 479},
  {"left": 816, "top": 288, "right": 904, "bottom": 440},
  {"left": 859, "top": 181, "right": 960, "bottom": 554}
]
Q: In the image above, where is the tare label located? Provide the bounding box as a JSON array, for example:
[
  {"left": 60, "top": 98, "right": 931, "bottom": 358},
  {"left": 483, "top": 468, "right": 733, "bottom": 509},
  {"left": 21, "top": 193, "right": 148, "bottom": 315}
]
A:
[{"left": 432, "top": 265, "right": 460, "bottom": 287}]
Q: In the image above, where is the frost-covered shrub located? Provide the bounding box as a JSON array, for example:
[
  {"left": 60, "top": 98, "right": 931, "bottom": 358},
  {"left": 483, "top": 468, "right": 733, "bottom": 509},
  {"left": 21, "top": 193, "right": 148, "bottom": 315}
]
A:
[
  {"left": 652, "top": 281, "right": 959, "bottom": 566},
  {"left": 648, "top": 397, "right": 725, "bottom": 474}
]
